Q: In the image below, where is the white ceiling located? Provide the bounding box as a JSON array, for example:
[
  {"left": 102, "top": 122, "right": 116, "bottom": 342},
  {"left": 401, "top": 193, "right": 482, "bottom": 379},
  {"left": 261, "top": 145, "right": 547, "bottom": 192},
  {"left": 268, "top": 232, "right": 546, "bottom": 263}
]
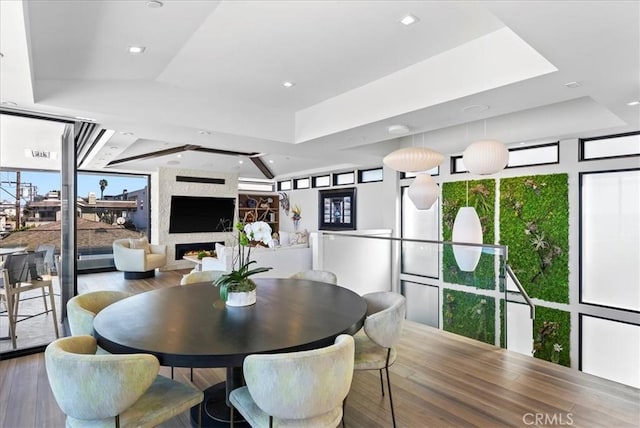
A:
[{"left": 0, "top": 0, "right": 638, "bottom": 178}]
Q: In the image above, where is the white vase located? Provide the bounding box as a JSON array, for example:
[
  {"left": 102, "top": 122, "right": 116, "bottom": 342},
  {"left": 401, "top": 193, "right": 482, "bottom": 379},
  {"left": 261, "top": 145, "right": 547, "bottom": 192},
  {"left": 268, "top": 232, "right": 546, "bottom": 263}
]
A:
[
  {"left": 452, "top": 206, "right": 483, "bottom": 272},
  {"left": 226, "top": 289, "right": 257, "bottom": 307}
]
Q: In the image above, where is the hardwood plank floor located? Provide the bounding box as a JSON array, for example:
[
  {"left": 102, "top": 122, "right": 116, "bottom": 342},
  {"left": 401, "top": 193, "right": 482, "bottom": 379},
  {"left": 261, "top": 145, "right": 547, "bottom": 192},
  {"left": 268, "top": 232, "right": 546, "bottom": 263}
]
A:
[{"left": 0, "top": 270, "right": 638, "bottom": 427}]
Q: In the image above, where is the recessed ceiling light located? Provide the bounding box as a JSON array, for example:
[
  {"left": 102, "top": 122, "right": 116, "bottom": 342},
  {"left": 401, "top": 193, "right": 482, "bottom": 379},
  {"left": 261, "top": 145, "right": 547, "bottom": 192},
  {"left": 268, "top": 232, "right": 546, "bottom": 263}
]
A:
[
  {"left": 110, "top": 146, "right": 118, "bottom": 150},
  {"left": 238, "top": 160, "right": 244, "bottom": 164},
  {"left": 388, "top": 124, "right": 410, "bottom": 135},
  {"left": 400, "top": 14, "right": 419, "bottom": 26},
  {"left": 121, "top": 131, "right": 134, "bottom": 136},
  {"left": 177, "top": 154, "right": 182, "bottom": 158},
  {"left": 128, "top": 46, "right": 146, "bottom": 54},
  {"left": 564, "top": 81, "right": 582, "bottom": 88},
  {"left": 1, "top": 101, "right": 17, "bottom": 106},
  {"left": 462, "top": 104, "right": 490, "bottom": 114},
  {"left": 282, "top": 81, "right": 295, "bottom": 88},
  {"left": 146, "top": 0, "right": 163, "bottom": 8},
  {"left": 198, "top": 130, "right": 211, "bottom": 135},
  {"left": 627, "top": 100, "right": 640, "bottom": 106},
  {"left": 269, "top": 159, "right": 274, "bottom": 164}
]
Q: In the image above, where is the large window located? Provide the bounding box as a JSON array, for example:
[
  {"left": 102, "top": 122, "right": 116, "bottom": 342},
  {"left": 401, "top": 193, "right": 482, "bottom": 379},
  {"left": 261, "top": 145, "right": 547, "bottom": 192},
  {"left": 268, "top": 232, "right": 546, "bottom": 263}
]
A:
[
  {"left": 400, "top": 186, "right": 439, "bottom": 278},
  {"left": 580, "top": 169, "right": 639, "bottom": 312},
  {"left": 76, "top": 171, "right": 150, "bottom": 271},
  {"left": 1, "top": 111, "right": 69, "bottom": 356}
]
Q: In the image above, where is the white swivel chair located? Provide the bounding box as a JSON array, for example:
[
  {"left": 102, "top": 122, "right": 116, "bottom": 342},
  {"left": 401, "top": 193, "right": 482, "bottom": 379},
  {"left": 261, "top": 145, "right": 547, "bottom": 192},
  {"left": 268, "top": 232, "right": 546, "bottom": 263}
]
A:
[{"left": 113, "top": 238, "right": 166, "bottom": 279}]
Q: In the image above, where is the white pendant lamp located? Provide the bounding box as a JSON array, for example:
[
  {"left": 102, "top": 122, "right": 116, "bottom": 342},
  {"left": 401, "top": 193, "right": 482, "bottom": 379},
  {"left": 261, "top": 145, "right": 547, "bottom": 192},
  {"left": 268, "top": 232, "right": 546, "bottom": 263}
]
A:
[
  {"left": 407, "top": 174, "right": 439, "bottom": 210},
  {"left": 383, "top": 147, "right": 444, "bottom": 173},
  {"left": 452, "top": 206, "right": 483, "bottom": 272},
  {"left": 462, "top": 139, "right": 509, "bottom": 175}
]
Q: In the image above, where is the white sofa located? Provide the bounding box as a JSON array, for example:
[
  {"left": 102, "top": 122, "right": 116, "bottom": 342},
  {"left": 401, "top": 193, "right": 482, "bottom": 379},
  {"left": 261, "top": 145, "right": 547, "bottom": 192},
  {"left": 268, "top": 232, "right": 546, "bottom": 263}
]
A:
[
  {"left": 201, "top": 244, "right": 312, "bottom": 278},
  {"left": 113, "top": 238, "right": 167, "bottom": 279}
]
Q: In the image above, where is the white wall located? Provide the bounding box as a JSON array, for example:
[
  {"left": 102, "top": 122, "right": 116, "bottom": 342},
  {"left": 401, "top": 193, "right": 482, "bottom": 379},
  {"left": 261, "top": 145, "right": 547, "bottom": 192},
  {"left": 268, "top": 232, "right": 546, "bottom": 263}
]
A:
[
  {"left": 153, "top": 167, "right": 238, "bottom": 270},
  {"left": 278, "top": 179, "right": 396, "bottom": 234}
]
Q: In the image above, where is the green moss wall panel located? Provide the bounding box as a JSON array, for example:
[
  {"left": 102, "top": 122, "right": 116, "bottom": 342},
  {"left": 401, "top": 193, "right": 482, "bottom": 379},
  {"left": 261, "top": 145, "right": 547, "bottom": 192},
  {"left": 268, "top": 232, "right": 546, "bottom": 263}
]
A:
[
  {"left": 442, "top": 179, "right": 496, "bottom": 289},
  {"left": 500, "top": 174, "right": 569, "bottom": 303},
  {"left": 443, "top": 289, "right": 496, "bottom": 345},
  {"left": 533, "top": 306, "right": 571, "bottom": 367}
]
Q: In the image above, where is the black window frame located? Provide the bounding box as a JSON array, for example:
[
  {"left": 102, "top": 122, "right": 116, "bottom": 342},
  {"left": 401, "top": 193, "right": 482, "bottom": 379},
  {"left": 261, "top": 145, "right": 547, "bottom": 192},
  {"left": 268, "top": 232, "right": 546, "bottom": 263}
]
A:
[{"left": 579, "top": 131, "right": 640, "bottom": 161}]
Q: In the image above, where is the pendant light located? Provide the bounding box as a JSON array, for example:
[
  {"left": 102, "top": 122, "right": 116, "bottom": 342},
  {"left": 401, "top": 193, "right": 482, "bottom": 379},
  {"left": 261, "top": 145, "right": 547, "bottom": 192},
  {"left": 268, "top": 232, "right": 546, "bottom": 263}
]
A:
[
  {"left": 383, "top": 147, "right": 444, "bottom": 172},
  {"left": 462, "top": 120, "right": 508, "bottom": 175},
  {"left": 407, "top": 174, "right": 439, "bottom": 210},
  {"left": 451, "top": 181, "right": 483, "bottom": 271},
  {"left": 384, "top": 132, "right": 444, "bottom": 172},
  {"left": 463, "top": 139, "right": 508, "bottom": 175}
]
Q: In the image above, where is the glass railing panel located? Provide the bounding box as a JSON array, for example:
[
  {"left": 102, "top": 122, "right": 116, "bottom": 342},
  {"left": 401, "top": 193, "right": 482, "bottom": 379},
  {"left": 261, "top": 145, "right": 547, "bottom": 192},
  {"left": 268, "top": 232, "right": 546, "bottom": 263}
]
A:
[
  {"left": 315, "top": 231, "right": 534, "bottom": 352},
  {"left": 441, "top": 242, "right": 506, "bottom": 347},
  {"left": 314, "top": 229, "right": 393, "bottom": 296}
]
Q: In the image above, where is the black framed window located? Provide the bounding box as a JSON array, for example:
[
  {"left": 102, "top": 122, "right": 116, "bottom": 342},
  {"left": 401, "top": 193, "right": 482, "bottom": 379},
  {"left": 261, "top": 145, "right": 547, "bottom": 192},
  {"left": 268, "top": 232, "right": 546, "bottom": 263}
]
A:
[
  {"left": 450, "top": 142, "right": 559, "bottom": 174},
  {"left": 580, "top": 314, "right": 640, "bottom": 388},
  {"left": 579, "top": 131, "right": 640, "bottom": 161},
  {"left": 579, "top": 168, "right": 639, "bottom": 313},
  {"left": 358, "top": 167, "right": 383, "bottom": 183},
  {"left": 401, "top": 166, "right": 439, "bottom": 179},
  {"left": 312, "top": 175, "right": 331, "bottom": 188},
  {"left": 332, "top": 171, "right": 355, "bottom": 186},
  {"left": 293, "top": 177, "right": 310, "bottom": 190},
  {"left": 277, "top": 180, "right": 291, "bottom": 191}
]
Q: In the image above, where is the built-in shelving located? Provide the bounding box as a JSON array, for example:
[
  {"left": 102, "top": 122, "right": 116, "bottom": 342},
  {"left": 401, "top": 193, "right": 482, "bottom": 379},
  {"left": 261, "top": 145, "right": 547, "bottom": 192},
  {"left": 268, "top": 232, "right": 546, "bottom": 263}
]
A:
[{"left": 238, "top": 193, "right": 279, "bottom": 234}]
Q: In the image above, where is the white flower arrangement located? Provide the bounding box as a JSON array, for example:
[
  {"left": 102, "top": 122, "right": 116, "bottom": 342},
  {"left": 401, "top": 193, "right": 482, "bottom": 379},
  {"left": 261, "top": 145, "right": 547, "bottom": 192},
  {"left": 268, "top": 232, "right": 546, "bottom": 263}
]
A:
[{"left": 214, "top": 221, "right": 273, "bottom": 301}]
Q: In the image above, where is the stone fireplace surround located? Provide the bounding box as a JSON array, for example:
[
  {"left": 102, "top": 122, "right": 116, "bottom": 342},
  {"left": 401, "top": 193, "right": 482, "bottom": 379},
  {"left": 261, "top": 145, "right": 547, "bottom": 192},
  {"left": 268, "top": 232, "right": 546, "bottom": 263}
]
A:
[{"left": 153, "top": 167, "right": 237, "bottom": 271}]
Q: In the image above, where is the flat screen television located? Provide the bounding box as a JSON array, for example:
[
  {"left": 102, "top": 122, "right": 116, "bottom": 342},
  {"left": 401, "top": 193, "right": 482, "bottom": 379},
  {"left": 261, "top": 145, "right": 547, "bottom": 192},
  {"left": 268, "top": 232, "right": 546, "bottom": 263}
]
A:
[{"left": 169, "top": 196, "right": 235, "bottom": 233}]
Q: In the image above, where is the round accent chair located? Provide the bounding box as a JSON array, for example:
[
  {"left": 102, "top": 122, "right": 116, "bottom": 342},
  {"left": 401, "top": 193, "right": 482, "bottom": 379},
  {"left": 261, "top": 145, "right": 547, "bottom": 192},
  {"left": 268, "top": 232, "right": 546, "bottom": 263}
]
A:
[{"left": 113, "top": 237, "right": 167, "bottom": 279}]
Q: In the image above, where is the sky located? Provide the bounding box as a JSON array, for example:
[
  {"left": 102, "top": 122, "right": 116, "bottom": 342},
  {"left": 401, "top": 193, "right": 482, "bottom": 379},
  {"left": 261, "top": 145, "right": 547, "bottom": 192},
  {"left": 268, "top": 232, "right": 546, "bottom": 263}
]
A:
[{"left": 0, "top": 170, "right": 147, "bottom": 204}]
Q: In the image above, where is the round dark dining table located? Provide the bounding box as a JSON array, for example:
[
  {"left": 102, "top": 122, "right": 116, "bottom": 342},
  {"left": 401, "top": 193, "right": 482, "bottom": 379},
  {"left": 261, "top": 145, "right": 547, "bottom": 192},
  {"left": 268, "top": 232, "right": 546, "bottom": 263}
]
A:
[{"left": 94, "top": 278, "right": 367, "bottom": 427}]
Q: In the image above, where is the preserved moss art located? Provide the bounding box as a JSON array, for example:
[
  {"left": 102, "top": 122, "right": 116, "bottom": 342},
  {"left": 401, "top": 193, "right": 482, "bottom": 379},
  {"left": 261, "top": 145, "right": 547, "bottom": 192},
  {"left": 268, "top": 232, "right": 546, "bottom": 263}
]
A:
[
  {"left": 500, "top": 174, "right": 569, "bottom": 303},
  {"left": 533, "top": 306, "right": 571, "bottom": 367},
  {"left": 443, "top": 289, "right": 495, "bottom": 345},
  {"left": 442, "top": 179, "right": 496, "bottom": 289}
]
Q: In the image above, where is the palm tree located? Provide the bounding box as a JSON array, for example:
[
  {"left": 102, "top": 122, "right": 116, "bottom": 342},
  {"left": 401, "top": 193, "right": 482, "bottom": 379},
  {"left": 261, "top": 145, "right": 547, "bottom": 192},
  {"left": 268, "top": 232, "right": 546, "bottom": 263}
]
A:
[{"left": 99, "top": 179, "right": 108, "bottom": 199}]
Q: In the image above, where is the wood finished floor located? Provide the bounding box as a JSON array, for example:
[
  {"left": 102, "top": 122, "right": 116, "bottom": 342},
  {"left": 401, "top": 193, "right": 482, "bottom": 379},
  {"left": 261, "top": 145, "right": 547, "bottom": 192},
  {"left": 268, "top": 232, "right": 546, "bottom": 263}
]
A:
[{"left": 1, "top": 269, "right": 638, "bottom": 427}]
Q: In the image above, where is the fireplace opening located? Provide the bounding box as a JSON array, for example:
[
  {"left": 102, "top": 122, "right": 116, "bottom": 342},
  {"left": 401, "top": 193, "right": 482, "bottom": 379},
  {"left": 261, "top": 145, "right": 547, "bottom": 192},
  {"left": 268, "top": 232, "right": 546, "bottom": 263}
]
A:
[{"left": 175, "top": 242, "right": 223, "bottom": 260}]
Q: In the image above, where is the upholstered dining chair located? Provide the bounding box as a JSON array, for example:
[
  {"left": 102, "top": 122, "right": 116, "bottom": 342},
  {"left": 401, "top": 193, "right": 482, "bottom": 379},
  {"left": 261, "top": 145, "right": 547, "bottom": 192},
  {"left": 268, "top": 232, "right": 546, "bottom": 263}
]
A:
[
  {"left": 67, "top": 290, "right": 133, "bottom": 337},
  {"left": 289, "top": 269, "right": 338, "bottom": 285},
  {"left": 352, "top": 291, "right": 406, "bottom": 428},
  {"left": 180, "top": 270, "right": 225, "bottom": 285},
  {"left": 45, "top": 335, "right": 204, "bottom": 428},
  {"left": 229, "top": 334, "right": 355, "bottom": 427}
]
